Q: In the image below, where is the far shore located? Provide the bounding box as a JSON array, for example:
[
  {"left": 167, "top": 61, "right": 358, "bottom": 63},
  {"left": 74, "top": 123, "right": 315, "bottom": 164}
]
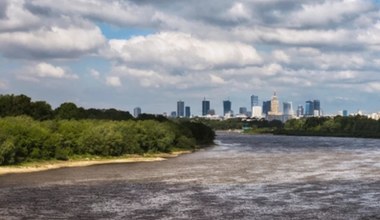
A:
[{"left": 0, "top": 151, "right": 192, "bottom": 176}]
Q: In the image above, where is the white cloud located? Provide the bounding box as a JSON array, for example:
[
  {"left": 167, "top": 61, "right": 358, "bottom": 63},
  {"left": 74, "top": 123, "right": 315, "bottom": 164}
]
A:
[
  {"left": 89, "top": 69, "right": 101, "bottom": 80},
  {"left": 0, "top": 0, "right": 40, "bottom": 32},
  {"left": 0, "top": 25, "right": 105, "bottom": 59},
  {"left": 108, "top": 32, "right": 262, "bottom": 71},
  {"left": 106, "top": 76, "right": 122, "bottom": 87},
  {"left": 272, "top": 50, "right": 290, "bottom": 63},
  {"left": 18, "top": 62, "right": 78, "bottom": 81}
]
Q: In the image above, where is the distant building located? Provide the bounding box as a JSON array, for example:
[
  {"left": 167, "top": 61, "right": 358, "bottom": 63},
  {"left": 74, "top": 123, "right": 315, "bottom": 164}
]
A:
[
  {"left": 185, "top": 106, "right": 191, "bottom": 118},
  {"left": 177, "top": 100, "right": 185, "bottom": 117},
  {"left": 262, "top": 100, "right": 271, "bottom": 116},
  {"left": 202, "top": 98, "right": 210, "bottom": 116},
  {"left": 223, "top": 100, "right": 232, "bottom": 116},
  {"left": 208, "top": 109, "right": 216, "bottom": 115},
  {"left": 239, "top": 107, "right": 247, "bottom": 115},
  {"left": 251, "top": 95, "right": 259, "bottom": 108},
  {"left": 343, "top": 110, "right": 348, "bottom": 117},
  {"left": 297, "top": 105, "right": 304, "bottom": 117},
  {"left": 268, "top": 91, "right": 281, "bottom": 116},
  {"left": 305, "top": 100, "right": 314, "bottom": 116},
  {"left": 170, "top": 111, "right": 177, "bottom": 118},
  {"left": 252, "top": 106, "right": 263, "bottom": 118},
  {"left": 283, "top": 102, "right": 293, "bottom": 115},
  {"left": 305, "top": 100, "right": 321, "bottom": 117},
  {"left": 133, "top": 107, "right": 141, "bottom": 118}
]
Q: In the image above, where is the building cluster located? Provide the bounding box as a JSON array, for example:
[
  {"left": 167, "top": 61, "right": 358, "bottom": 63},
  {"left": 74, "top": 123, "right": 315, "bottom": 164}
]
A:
[{"left": 132, "top": 91, "right": 379, "bottom": 121}]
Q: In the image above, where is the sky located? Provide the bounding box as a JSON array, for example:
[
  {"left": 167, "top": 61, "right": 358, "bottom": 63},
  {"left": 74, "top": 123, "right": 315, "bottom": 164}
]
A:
[{"left": 1, "top": 0, "right": 380, "bottom": 116}]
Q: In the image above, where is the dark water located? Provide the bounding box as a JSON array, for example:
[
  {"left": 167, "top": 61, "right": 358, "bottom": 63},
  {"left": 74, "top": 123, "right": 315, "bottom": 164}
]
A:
[{"left": 1, "top": 132, "right": 380, "bottom": 219}]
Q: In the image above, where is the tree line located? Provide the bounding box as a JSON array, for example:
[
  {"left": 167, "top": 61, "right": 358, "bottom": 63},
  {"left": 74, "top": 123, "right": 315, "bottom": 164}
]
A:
[
  {"left": 0, "top": 94, "right": 134, "bottom": 120},
  {"left": 278, "top": 116, "right": 380, "bottom": 138},
  {"left": 0, "top": 94, "right": 215, "bottom": 165}
]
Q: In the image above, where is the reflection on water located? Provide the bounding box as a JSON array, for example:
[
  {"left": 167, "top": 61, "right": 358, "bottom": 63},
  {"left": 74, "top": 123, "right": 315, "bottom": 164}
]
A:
[{"left": 0, "top": 132, "right": 380, "bottom": 219}]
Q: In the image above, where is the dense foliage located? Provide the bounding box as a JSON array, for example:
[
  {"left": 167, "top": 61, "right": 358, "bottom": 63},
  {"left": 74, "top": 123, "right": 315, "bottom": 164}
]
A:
[
  {"left": 0, "top": 94, "right": 133, "bottom": 120},
  {"left": 0, "top": 94, "right": 215, "bottom": 165},
  {"left": 279, "top": 116, "right": 380, "bottom": 138},
  {"left": 0, "top": 116, "right": 215, "bottom": 165}
]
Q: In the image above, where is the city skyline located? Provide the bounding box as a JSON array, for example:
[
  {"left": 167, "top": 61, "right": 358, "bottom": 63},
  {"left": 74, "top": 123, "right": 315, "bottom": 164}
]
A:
[{"left": 1, "top": 1, "right": 380, "bottom": 115}]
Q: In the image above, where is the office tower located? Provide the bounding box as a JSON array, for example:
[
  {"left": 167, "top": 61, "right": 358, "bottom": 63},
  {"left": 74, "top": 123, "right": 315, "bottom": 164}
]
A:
[
  {"left": 251, "top": 95, "right": 259, "bottom": 108},
  {"left": 170, "top": 111, "right": 177, "bottom": 118},
  {"left": 252, "top": 106, "right": 263, "bottom": 118},
  {"left": 208, "top": 109, "right": 215, "bottom": 115},
  {"left": 223, "top": 100, "right": 232, "bottom": 116},
  {"left": 313, "top": 100, "right": 321, "bottom": 116},
  {"left": 185, "top": 106, "right": 191, "bottom": 118},
  {"left": 133, "top": 107, "right": 141, "bottom": 118},
  {"left": 343, "top": 110, "right": 348, "bottom": 117},
  {"left": 202, "top": 98, "right": 210, "bottom": 116},
  {"left": 262, "top": 100, "right": 271, "bottom": 115},
  {"left": 239, "top": 107, "right": 247, "bottom": 115},
  {"left": 283, "top": 102, "right": 293, "bottom": 115},
  {"left": 268, "top": 91, "right": 281, "bottom": 115},
  {"left": 297, "top": 105, "right": 304, "bottom": 117},
  {"left": 305, "top": 100, "right": 314, "bottom": 116},
  {"left": 177, "top": 100, "right": 185, "bottom": 117}
]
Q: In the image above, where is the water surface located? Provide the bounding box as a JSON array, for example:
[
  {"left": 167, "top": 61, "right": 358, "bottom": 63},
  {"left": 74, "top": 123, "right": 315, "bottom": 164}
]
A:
[{"left": 1, "top": 132, "right": 379, "bottom": 219}]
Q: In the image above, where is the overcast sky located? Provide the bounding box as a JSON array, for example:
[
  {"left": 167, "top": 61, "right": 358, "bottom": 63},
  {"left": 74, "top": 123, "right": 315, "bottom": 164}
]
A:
[{"left": 1, "top": 0, "right": 380, "bottom": 115}]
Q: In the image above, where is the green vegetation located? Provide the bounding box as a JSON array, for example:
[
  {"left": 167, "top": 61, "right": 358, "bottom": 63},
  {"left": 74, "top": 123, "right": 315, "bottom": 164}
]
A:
[
  {"left": 0, "top": 94, "right": 215, "bottom": 165},
  {"left": 278, "top": 116, "right": 380, "bottom": 138}
]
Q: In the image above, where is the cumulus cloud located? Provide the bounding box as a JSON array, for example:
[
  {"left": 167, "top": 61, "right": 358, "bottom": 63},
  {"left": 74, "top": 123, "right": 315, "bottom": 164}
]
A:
[
  {"left": 108, "top": 32, "right": 262, "bottom": 72},
  {"left": 106, "top": 76, "right": 122, "bottom": 87},
  {"left": 0, "top": 25, "right": 105, "bottom": 59},
  {"left": 18, "top": 62, "right": 78, "bottom": 81}
]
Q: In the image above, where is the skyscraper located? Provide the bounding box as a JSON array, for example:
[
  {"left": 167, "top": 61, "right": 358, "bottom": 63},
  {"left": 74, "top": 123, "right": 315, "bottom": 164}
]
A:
[
  {"left": 268, "top": 91, "right": 281, "bottom": 116},
  {"left": 297, "top": 105, "right": 304, "bottom": 117},
  {"left": 305, "top": 100, "right": 314, "bottom": 116},
  {"left": 185, "top": 106, "right": 191, "bottom": 118},
  {"left": 313, "top": 100, "right": 321, "bottom": 116},
  {"left": 223, "top": 100, "right": 232, "bottom": 116},
  {"left": 283, "top": 102, "right": 293, "bottom": 115},
  {"left": 202, "top": 98, "right": 210, "bottom": 116},
  {"left": 133, "top": 107, "right": 141, "bottom": 118},
  {"left": 262, "top": 100, "right": 271, "bottom": 115},
  {"left": 177, "top": 101, "right": 184, "bottom": 117},
  {"left": 251, "top": 95, "right": 259, "bottom": 108}
]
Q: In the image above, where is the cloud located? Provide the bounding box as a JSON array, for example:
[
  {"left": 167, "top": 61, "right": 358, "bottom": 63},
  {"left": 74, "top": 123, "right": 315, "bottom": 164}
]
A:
[
  {"left": 108, "top": 32, "right": 262, "bottom": 72},
  {"left": 106, "top": 76, "right": 122, "bottom": 87},
  {"left": 18, "top": 62, "right": 78, "bottom": 81},
  {"left": 0, "top": 25, "right": 105, "bottom": 59}
]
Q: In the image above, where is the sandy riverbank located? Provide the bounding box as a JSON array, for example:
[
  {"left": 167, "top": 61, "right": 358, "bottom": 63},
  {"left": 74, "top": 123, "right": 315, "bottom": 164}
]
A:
[{"left": 0, "top": 151, "right": 192, "bottom": 176}]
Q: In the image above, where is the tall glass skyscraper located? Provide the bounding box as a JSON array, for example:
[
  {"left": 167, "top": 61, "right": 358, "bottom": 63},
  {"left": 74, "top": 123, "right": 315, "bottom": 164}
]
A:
[
  {"left": 177, "top": 101, "right": 185, "bottom": 117},
  {"left": 262, "top": 100, "right": 271, "bottom": 115},
  {"left": 223, "top": 100, "right": 232, "bottom": 116},
  {"left": 305, "top": 100, "right": 314, "bottom": 116},
  {"left": 283, "top": 102, "right": 293, "bottom": 115},
  {"left": 185, "top": 106, "right": 191, "bottom": 118},
  {"left": 202, "top": 98, "right": 210, "bottom": 116},
  {"left": 251, "top": 95, "right": 259, "bottom": 108}
]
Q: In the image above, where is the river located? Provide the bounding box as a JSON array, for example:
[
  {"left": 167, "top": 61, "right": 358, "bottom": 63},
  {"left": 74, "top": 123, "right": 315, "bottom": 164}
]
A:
[{"left": 1, "top": 132, "right": 380, "bottom": 219}]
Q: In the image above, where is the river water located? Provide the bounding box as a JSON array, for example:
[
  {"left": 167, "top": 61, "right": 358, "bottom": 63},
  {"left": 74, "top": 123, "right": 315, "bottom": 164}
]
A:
[{"left": 1, "top": 132, "right": 380, "bottom": 219}]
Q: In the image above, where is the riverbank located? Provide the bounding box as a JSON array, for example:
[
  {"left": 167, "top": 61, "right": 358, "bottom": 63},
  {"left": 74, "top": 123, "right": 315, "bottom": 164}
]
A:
[{"left": 0, "top": 151, "right": 192, "bottom": 176}]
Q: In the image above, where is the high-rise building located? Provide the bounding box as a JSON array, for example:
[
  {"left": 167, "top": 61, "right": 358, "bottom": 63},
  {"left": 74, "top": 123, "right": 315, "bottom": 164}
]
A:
[
  {"left": 252, "top": 106, "right": 263, "bottom": 118},
  {"left": 268, "top": 91, "right": 281, "bottom": 116},
  {"left": 283, "top": 102, "right": 293, "bottom": 115},
  {"left": 202, "top": 98, "right": 210, "bottom": 116},
  {"left": 170, "top": 111, "right": 177, "bottom": 118},
  {"left": 262, "top": 100, "right": 271, "bottom": 115},
  {"left": 343, "top": 110, "right": 348, "bottom": 117},
  {"left": 133, "top": 107, "right": 141, "bottom": 118},
  {"left": 239, "top": 107, "right": 247, "bottom": 115},
  {"left": 177, "top": 100, "right": 185, "bottom": 117},
  {"left": 305, "top": 100, "right": 314, "bottom": 116},
  {"left": 223, "top": 100, "right": 232, "bottom": 116},
  {"left": 297, "top": 105, "right": 304, "bottom": 117},
  {"left": 185, "top": 106, "right": 191, "bottom": 118},
  {"left": 313, "top": 100, "right": 321, "bottom": 116},
  {"left": 251, "top": 95, "right": 259, "bottom": 108}
]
